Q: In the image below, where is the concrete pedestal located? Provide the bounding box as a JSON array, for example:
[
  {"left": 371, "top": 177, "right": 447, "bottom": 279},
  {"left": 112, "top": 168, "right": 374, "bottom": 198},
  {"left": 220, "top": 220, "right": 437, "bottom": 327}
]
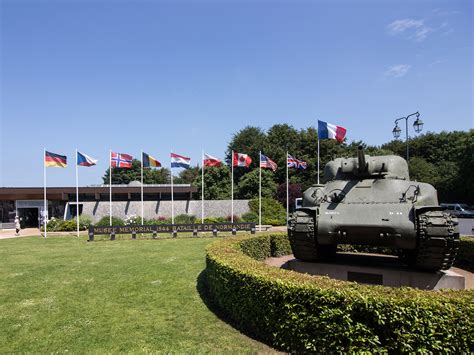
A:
[{"left": 284, "top": 253, "right": 465, "bottom": 290}]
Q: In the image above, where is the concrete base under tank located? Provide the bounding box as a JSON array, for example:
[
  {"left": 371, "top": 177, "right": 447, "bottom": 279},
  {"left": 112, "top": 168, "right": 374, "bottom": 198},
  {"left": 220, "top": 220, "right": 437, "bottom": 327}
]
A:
[{"left": 282, "top": 253, "right": 465, "bottom": 290}]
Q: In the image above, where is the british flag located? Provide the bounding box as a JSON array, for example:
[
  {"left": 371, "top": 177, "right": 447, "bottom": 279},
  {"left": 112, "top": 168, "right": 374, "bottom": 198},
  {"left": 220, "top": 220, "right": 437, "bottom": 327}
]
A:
[
  {"left": 111, "top": 152, "right": 133, "bottom": 168},
  {"left": 287, "top": 154, "right": 307, "bottom": 169},
  {"left": 260, "top": 153, "right": 277, "bottom": 172}
]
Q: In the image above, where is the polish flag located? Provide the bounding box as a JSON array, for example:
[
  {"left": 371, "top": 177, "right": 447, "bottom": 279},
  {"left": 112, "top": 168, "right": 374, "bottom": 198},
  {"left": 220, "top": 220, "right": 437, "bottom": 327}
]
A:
[
  {"left": 203, "top": 153, "right": 221, "bottom": 167},
  {"left": 233, "top": 152, "right": 252, "bottom": 167}
]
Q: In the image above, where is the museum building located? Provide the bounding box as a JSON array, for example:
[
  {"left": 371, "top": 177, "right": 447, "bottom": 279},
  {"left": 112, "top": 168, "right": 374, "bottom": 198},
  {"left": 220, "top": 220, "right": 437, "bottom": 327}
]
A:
[{"left": 0, "top": 183, "right": 197, "bottom": 228}]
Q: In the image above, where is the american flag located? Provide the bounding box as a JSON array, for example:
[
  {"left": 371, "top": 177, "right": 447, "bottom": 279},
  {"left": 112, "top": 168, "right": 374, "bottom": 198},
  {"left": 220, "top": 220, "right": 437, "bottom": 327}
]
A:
[
  {"left": 111, "top": 152, "right": 133, "bottom": 168},
  {"left": 287, "top": 154, "right": 307, "bottom": 169},
  {"left": 260, "top": 153, "right": 277, "bottom": 172}
]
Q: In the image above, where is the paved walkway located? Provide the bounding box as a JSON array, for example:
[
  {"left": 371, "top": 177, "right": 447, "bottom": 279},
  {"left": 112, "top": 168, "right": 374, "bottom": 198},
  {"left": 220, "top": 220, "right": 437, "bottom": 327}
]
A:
[{"left": 0, "top": 228, "right": 42, "bottom": 239}]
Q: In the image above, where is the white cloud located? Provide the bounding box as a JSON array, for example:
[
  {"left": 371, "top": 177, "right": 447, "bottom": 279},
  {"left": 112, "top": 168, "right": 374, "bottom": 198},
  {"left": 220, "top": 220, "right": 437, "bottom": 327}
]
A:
[
  {"left": 385, "top": 64, "right": 411, "bottom": 78},
  {"left": 387, "top": 18, "right": 433, "bottom": 42}
]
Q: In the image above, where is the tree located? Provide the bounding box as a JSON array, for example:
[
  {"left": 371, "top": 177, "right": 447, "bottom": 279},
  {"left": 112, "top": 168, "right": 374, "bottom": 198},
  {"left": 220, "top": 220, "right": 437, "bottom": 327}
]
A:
[
  {"left": 237, "top": 169, "right": 277, "bottom": 199},
  {"left": 103, "top": 159, "right": 170, "bottom": 185},
  {"left": 226, "top": 126, "right": 266, "bottom": 182},
  {"left": 192, "top": 165, "right": 231, "bottom": 199},
  {"left": 174, "top": 166, "right": 200, "bottom": 184},
  {"left": 276, "top": 182, "right": 303, "bottom": 212}
]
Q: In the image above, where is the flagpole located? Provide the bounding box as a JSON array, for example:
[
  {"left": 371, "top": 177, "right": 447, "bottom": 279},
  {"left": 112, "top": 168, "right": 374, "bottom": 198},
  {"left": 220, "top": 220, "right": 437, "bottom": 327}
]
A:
[
  {"left": 171, "top": 150, "right": 174, "bottom": 225},
  {"left": 201, "top": 150, "right": 204, "bottom": 224},
  {"left": 43, "top": 148, "right": 47, "bottom": 238},
  {"left": 109, "top": 149, "right": 112, "bottom": 226},
  {"left": 286, "top": 151, "right": 289, "bottom": 227},
  {"left": 76, "top": 149, "right": 80, "bottom": 237},
  {"left": 231, "top": 150, "right": 234, "bottom": 223},
  {"left": 141, "top": 150, "right": 144, "bottom": 226},
  {"left": 317, "top": 136, "right": 320, "bottom": 185},
  {"left": 259, "top": 151, "right": 262, "bottom": 232}
]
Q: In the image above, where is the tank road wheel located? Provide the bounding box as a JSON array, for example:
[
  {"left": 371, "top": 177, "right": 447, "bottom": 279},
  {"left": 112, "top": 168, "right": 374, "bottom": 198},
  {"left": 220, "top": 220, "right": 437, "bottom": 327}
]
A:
[
  {"left": 401, "top": 210, "right": 460, "bottom": 271},
  {"left": 288, "top": 210, "right": 318, "bottom": 261}
]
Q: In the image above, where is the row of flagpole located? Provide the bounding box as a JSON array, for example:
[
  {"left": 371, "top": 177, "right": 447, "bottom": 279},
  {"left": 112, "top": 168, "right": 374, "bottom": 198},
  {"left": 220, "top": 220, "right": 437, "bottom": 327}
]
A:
[
  {"left": 42, "top": 118, "right": 346, "bottom": 238},
  {"left": 42, "top": 148, "right": 310, "bottom": 237}
]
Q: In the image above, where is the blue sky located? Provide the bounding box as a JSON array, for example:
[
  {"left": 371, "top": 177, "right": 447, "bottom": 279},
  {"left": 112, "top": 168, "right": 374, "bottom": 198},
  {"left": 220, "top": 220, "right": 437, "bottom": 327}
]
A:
[{"left": 1, "top": 0, "right": 472, "bottom": 186}]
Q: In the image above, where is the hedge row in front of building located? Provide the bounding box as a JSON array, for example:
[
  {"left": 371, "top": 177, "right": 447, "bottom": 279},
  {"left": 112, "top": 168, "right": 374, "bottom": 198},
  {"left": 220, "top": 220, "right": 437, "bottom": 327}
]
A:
[{"left": 205, "top": 233, "right": 474, "bottom": 352}]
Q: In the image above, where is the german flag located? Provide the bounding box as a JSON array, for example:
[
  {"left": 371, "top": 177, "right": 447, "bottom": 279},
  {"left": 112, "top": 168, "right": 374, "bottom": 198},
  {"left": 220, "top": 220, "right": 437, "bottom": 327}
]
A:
[
  {"left": 142, "top": 152, "right": 161, "bottom": 168},
  {"left": 45, "top": 151, "right": 67, "bottom": 168}
]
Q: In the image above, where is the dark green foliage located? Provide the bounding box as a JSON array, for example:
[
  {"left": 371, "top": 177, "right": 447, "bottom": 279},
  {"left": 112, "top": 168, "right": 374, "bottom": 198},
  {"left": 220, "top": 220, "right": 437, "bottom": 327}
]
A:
[
  {"left": 248, "top": 198, "right": 286, "bottom": 225},
  {"left": 241, "top": 212, "right": 258, "bottom": 223},
  {"left": 174, "top": 214, "right": 196, "bottom": 224},
  {"left": 226, "top": 126, "right": 473, "bottom": 204},
  {"left": 205, "top": 234, "right": 474, "bottom": 352},
  {"left": 202, "top": 217, "right": 227, "bottom": 224},
  {"left": 237, "top": 169, "right": 277, "bottom": 199},
  {"left": 455, "top": 238, "right": 474, "bottom": 272},
  {"left": 193, "top": 165, "right": 231, "bottom": 200},
  {"left": 174, "top": 166, "right": 200, "bottom": 184},
  {"left": 95, "top": 216, "right": 125, "bottom": 226}
]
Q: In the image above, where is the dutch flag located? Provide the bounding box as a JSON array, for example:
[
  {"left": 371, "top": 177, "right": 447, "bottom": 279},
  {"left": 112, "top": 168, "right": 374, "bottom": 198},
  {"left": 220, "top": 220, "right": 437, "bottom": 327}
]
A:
[
  {"left": 171, "top": 152, "right": 191, "bottom": 168},
  {"left": 318, "top": 120, "right": 347, "bottom": 143}
]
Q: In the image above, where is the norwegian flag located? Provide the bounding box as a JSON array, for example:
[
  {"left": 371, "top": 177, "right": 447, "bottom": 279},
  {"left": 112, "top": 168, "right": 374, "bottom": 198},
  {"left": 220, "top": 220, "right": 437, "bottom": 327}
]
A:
[
  {"left": 287, "top": 154, "right": 307, "bottom": 169},
  {"left": 111, "top": 152, "right": 133, "bottom": 168},
  {"left": 260, "top": 153, "right": 277, "bottom": 172}
]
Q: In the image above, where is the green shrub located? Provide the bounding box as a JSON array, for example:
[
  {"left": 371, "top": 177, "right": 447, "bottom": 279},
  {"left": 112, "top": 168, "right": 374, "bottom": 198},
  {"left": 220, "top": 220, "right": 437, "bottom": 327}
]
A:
[
  {"left": 144, "top": 217, "right": 171, "bottom": 225},
  {"left": 205, "top": 233, "right": 474, "bottom": 352},
  {"left": 202, "top": 217, "right": 227, "bottom": 224},
  {"left": 241, "top": 212, "right": 258, "bottom": 223},
  {"left": 174, "top": 214, "right": 196, "bottom": 224},
  {"left": 456, "top": 237, "right": 474, "bottom": 272},
  {"left": 79, "top": 215, "right": 92, "bottom": 230},
  {"left": 95, "top": 216, "right": 125, "bottom": 227},
  {"left": 249, "top": 198, "right": 286, "bottom": 225}
]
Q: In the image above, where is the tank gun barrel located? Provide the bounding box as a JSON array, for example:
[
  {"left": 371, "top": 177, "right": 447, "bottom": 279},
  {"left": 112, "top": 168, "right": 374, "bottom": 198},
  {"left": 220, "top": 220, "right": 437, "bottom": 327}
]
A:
[{"left": 357, "top": 146, "right": 367, "bottom": 172}]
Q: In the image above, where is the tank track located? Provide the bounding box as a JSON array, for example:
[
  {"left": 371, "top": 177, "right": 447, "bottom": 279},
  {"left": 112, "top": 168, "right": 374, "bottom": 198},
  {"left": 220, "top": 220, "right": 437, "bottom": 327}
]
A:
[
  {"left": 288, "top": 210, "right": 336, "bottom": 261},
  {"left": 288, "top": 210, "right": 318, "bottom": 261},
  {"left": 404, "top": 209, "right": 459, "bottom": 271}
]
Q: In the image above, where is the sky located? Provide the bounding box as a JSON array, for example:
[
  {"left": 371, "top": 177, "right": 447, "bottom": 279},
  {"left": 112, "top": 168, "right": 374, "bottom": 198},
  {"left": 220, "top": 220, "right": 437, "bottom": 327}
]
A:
[{"left": 0, "top": 0, "right": 472, "bottom": 187}]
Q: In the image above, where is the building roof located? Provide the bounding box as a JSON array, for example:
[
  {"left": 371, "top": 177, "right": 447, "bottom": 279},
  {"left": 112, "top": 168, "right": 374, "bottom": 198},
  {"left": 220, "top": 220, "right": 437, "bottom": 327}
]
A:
[{"left": 0, "top": 184, "right": 197, "bottom": 201}]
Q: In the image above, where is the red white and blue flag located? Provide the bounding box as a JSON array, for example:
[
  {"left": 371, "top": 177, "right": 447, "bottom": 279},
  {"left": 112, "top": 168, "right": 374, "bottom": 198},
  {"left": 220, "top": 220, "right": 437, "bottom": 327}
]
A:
[
  {"left": 287, "top": 154, "right": 307, "bottom": 169},
  {"left": 111, "top": 152, "right": 133, "bottom": 168},
  {"left": 77, "top": 151, "right": 98, "bottom": 167},
  {"left": 171, "top": 153, "right": 191, "bottom": 168},
  {"left": 260, "top": 153, "right": 277, "bottom": 172},
  {"left": 318, "top": 120, "right": 347, "bottom": 143}
]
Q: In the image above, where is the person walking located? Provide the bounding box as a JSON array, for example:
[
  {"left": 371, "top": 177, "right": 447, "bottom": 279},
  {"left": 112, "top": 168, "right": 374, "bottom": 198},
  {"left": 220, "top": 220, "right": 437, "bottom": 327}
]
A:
[{"left": 14, "top": 216, "right": 21, "bottom": 236}]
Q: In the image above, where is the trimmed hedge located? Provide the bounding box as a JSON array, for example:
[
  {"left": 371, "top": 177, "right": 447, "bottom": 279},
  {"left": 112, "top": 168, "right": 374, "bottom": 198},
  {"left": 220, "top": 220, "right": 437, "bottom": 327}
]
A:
[
  {"left": 456, "top": 237, "right": 474, "bottom": 272},
  {"left": 205, "top": 233, "right": 474, "bottom": 352}
]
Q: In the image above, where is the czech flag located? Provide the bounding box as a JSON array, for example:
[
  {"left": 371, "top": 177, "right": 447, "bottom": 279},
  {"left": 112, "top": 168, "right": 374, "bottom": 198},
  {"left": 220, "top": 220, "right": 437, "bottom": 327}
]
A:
[
  {"left": 233, "top": 152, "right": 252, "bottom": 167},
  {"left": 143, "top": 152, "right": 161, "bottom": 168},
  {"left": 45, "top": 151, "right": 67, "bottom": 168},
  {"left": 203, "top": 153, "right": 221, "bottom": 167},
  {"left": 318, "top": 120, "right": 347, "bottom": 143},
  {"left": 171, "top": 153, "right": 191, "bottom": 168},
  {"left": 111, "top": 152, "right": 133, "bottom": 168},
  {"left": 77, "top": 151, "right": 98, "bottom": 167}
]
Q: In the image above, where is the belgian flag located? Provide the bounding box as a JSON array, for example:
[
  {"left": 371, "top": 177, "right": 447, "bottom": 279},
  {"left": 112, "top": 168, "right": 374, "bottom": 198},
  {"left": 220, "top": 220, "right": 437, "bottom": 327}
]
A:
[
  {"left": 45, "top": 151, "right": 67, "bottom": 168},
  {"left": 142, "top": 152, "right": 161, "bottom": 168}
]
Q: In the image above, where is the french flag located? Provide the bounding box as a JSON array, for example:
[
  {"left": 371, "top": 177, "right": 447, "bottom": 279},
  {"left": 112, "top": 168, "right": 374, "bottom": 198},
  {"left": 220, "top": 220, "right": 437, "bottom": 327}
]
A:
[
  {"left": 171, "top": 152, "right": 191, "bottom": 168},
  {"left": 318, "top": 120, "right": 347, "bottom": 143}
]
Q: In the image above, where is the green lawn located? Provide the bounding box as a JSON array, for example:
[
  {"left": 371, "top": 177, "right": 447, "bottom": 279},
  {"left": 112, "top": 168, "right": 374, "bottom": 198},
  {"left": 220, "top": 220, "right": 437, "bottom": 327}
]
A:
[{"left": 0, "top": 236, "right": 273, "bottom": 353}]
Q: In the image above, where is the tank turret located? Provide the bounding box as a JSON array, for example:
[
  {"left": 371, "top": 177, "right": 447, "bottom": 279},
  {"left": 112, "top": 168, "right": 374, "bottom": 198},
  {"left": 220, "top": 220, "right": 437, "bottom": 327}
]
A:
[{"left": 288, "top": 147, "right": 459, "bottom": 271}]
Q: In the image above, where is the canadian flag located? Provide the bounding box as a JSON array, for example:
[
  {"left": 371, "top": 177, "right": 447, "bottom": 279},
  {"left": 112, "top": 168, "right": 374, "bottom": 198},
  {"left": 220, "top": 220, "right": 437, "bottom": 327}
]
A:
[{"left": 233, "top": 152, "right": 252, "bottom": 167}]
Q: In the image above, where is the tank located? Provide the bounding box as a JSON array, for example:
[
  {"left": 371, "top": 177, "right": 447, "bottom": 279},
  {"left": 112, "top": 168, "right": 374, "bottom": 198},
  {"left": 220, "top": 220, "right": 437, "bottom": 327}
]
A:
[{"left": 288, "top": 146, "right": 460, "bottom": 271}]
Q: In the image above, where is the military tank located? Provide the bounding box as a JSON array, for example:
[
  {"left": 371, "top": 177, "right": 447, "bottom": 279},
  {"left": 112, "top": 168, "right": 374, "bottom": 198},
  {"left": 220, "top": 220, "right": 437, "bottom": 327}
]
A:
[{"left": 288, "top": 146, "right": 459, "bottom": 271}]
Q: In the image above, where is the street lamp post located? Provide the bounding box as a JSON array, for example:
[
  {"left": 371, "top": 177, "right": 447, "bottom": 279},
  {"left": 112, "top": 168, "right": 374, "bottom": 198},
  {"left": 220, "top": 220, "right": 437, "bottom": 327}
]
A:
[{"left": 392, "top": 111, "right": 424, "bottom": 162}]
